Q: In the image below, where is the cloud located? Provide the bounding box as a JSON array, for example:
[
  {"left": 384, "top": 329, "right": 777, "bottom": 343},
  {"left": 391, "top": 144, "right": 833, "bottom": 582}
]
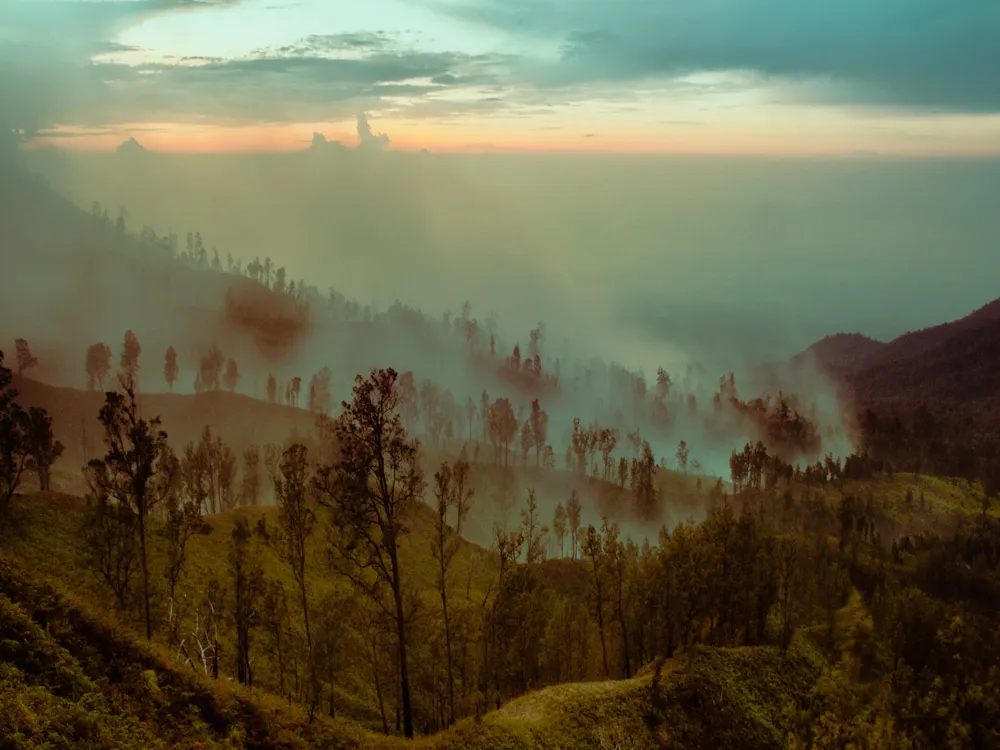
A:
[
  {"left": 432, "top": 0, "right": 1000, "bottom": 113},
  {"left": 0, "top": 3, "right": 515, "bottom": 134},
  {"left": 0, "top": 0, "right": 254, "bottom": 134},
  {"left": 356, "top": 112, "right": 390, "bottom": 149},
  {"left": 115, "top": 136, "right": 146, "bottom": 154}
]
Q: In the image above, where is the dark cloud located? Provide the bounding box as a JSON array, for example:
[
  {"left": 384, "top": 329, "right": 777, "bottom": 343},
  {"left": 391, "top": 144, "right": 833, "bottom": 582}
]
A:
[
  {"left": 0, "top": 0, "right": 252, "bottom": 133},
  {"left": 436, "top": 0, "right": 1000, "bottom": 112}
]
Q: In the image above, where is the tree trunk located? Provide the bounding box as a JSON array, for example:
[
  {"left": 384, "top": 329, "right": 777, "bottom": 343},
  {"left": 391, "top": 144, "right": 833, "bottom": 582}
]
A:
[
  {"left": 391, "top": 554, "right": 414, "bottom": 738},
  {"left": 441, "top": 582, "right": 456, "bottom": 726},
  {"left": 616, "top": 573, "right": 631, "bottom": 678},
  {"left": 595, "top": 584, "right": 609, "bottom": 678},
  {"left": 138, "top": 496, "right": 152, "bottom": 640}
]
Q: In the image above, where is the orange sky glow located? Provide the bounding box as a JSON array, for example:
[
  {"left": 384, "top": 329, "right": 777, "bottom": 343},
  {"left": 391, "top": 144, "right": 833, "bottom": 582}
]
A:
[{"left": 29, "top": 118, "right": 1000, "bottom": 158}]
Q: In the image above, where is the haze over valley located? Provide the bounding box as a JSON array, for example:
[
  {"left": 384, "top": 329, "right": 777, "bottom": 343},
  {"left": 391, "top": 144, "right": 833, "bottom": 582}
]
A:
[{"left": 2, "top": 1, "right": 1000, "bottom": 748}]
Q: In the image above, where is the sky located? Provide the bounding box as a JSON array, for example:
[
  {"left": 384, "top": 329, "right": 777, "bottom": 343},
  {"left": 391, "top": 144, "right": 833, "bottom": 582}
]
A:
[{"left": 1, "top": 0, "right": 999, "bottom": 154}]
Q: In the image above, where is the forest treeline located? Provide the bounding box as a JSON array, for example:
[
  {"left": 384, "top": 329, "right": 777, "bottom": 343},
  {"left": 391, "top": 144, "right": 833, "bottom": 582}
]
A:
[{"left": 5, "top": 339, "right": 1000, "bottom": 745}]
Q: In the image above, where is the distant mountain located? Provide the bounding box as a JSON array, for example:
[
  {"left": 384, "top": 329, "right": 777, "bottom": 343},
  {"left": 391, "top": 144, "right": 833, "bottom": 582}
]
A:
[
  {"left": 797, "top": 298, "right": 1000, "bottom": 409},
  {"left": 793, "top": 333, "right": 886, "bottom": 376}
]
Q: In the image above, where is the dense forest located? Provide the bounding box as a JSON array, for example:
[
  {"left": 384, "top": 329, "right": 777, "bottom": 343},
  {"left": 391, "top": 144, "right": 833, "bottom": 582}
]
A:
[{"left": 3, "top": 160, "right": 1000, "bottom": 748}]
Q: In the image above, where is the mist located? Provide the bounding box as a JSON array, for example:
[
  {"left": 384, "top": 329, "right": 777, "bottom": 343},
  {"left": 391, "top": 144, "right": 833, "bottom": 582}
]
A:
[{"left": 2, "top": 141, "right": 995, "bottom": 537}]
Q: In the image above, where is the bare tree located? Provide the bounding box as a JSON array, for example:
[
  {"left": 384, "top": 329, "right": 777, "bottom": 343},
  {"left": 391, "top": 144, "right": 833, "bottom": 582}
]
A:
[
  {"left": 520, "top": 489, "right": 548, "bottom": 564},
  {"left": 314, "top": 368, "right": 425, "bottom": 739}
]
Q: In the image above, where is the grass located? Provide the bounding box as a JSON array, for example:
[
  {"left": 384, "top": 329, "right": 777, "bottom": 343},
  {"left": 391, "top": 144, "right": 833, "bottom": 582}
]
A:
[{"left": 0, "top": 555, "right": 369, "bottom": 749}]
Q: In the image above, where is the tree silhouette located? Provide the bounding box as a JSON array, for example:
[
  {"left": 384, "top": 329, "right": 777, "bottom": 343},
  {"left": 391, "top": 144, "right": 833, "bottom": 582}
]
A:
[
  {"left": 85, "top": 342, "right": 112, "bottom": 391},
  {"left": 230, "top": 517, "right": 264, "bottom": 687},
  {"left": 87, "top": 380, "right": 175, "bottom": 639},
  {"left": 529, "top": 399, "right": 549, "bottom": 467},
  {"left": 266, "top": 374, "right": 277, "bottom": 403},
  {"left": 120, "top": 330, "right": 141, "bottom": 384},
  {"left": 432, "top": 461, "right": 460, "bottom": 726},
  {"left": 315, "top": 368, "right": 424, "bottom": 739},
  {"left": 566, "top": 489, "right": 582, "bottom": 561},
  {"left": 14, "top": 338, "right": 37, "bottom": 376},
  {"left": 1, "top": 351, "right": 30, "bottom": 522},
  {"left": 270, "top": 443, "right": 317, "bottom": 715},
  {"left": 24, "top": 407, "right": 63, "bottom": 492},
  {"left": 308, "top": 367, "right": 332, "bottom": 414},
  {"left": 164, "top": 346, "right": 179, "bottom": 391},
  {"left": 676, "top": 440, "right": 689, "bottom": 472}
]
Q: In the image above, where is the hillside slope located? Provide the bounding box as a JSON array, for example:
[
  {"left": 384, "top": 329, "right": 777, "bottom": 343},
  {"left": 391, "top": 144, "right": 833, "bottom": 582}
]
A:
[
  {"left": 0, "top": 555, "right": 368, "bottom": 749},
  {"left": 795, "top": 297, "right": 1000, "bottom": 408},
  {"left": 10, "top": 375, "right": 318, "bottom": 478}
]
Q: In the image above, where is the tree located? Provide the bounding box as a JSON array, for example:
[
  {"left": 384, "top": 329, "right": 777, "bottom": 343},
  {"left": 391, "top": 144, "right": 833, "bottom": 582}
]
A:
[
  {"left": 164, "top": 346, "right": 179, "bottom": 391},
  {"left": 160, "top": 472, "right": 200, "bottom": 658},
  {"left": 432, "top": 462, "right": 460, "bottom": 725},
  {"left": 398, "top": 371, "right": 419, "bottom": 433},
  {"left": 24, "top": 406, "right": 63, "bottom": 491},
  {"left": 230, "top": 517, "right": 265, "bottom": 687},
  {"left": 421, "top": 380, "right": 446, "bottom": 446},
  {"left": 676, "top": 440, "right": 689, "bottom": 473},
  {"left": 1, "top": 352, "right": 31, "bottom": 522},
  {"left": 14, "top": 338, "right": 37, "bottom": 376},
  {"left": 489, "top": 397, "right": 517, "bottom": 467},
  {"left": 520, "top": 489, "right": 548, "bottom": 564},
  {"left": 266, "top": 374, "right": 277, "bottom": 403},
  {"left": 582, "top": 523, "right": 610, "bottom": 677},
  {"left": 198, "top": 345, "right": 224, "bottom": 392},
  {"left": 242, "top": 445, "right": 261, "bottom": 506},
  {"left": 80, "top": 479, "right": 139, "bottom": 611},
  {"left": 224, "top": 359, "right": 239, "bottom": 392},
  {"left": 519, "top": 421, "right": 533, "bottom": 467},
  {"left": 566, "top": 489, "right": 582, "bottom": 560},
  {"left": 603, "top": 521, "right": 632, "bottom": 678},
  {"left": 553, "top": 503, "right": 567, "bottom": 558},
  {"left": 314, "top": 368, "right": 425, "bottom": 739},
  {"left": 451, "top": 448, "right": 475, "bottom": 538},
  {"left": 465, "top": 397, "right": 476, "bottom": 442},
  {"left": 529, "top": 399, "right": 549, "bottom": 467},
  {"left": 87, "top": 381, "right": 175, "bottom": 639},
  {"left": 120, "top": 330, "right": 141, "bottom": 384},
  {"left": 272, "top": 444, "right": 316, "bottom": 653},
  {"left": 86, "top": 342, "right": 112, "bottom": 391},
  {"left": 308, "top": 367, "right": 332, "bottom": 414}
]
